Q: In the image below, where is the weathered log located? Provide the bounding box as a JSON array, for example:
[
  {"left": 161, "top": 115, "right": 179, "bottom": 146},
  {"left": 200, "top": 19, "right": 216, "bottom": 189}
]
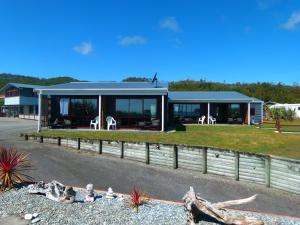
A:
[{"left": 182, "top": 187, "right": 264, "bottom": 225}]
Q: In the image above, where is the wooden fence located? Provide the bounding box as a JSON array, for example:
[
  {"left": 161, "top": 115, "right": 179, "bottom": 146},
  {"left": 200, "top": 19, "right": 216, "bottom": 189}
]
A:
[{"left": 24, "top": 134, "right": 300, "bottom": 195}]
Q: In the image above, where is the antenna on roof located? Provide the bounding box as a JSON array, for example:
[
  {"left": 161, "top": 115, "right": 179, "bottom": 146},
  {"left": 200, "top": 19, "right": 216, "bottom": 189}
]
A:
[{"left": 151, "top": 72, "right": 158, "bottom": 88}]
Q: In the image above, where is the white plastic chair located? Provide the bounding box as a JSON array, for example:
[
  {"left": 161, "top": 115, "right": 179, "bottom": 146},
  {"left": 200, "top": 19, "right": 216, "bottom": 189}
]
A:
[
  {"left": 106, "top": 116, "right": 116, "bottom": 131},
  {"left": 90, "top": 116, "right": 99, "bottom": 130},
  {"left": 209, "top": 116, "right": 216, "bottom": 125},
  {"left": 198, "top": 116, "right": 206, "bottom": 125}
]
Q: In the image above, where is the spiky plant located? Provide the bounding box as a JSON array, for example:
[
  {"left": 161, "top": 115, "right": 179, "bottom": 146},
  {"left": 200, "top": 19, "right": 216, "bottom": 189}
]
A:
[
  {"left": 0, "top": 146, "right": 33, "bottom": 191},
  {"left": 129, "top": 187, "right": 148, "bottom": 213}
]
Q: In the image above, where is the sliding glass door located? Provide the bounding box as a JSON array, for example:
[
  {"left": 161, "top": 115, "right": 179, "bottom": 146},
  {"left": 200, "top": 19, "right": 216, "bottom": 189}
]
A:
[{"left": 115, "top": 97, "right": 159, "bottom": 129}]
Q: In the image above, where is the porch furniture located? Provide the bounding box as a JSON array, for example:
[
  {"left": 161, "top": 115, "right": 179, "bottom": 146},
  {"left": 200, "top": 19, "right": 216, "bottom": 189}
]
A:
[
  {"left": 237, "top": 118, "right": 243, "bottom": 124},
  {"left": 209, "top": 116, "right": 216, "bottom": 124},
  {"left": 198, "top": 116, "right": 206, "bottom": 125},
  {"left": 228, "top": 117, "right": 233, "bottom": 123},
  {"left": 90, "top": 116, "right": 99, "bottom": 130},
  {"left": 106, "top": 116, "right": 116, "bottom": 131},
  {"left": 49, "top": 118, "right": 72, "bottom": 129}
]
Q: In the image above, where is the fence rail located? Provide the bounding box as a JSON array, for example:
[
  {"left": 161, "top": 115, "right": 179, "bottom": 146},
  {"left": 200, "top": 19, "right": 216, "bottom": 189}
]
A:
[{"left": 23, "top": 134, "right": 300, "bottom": 195}]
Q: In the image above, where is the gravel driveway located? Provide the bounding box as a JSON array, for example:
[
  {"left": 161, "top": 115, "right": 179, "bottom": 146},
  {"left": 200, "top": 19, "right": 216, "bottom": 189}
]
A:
[{"left": 0, "top": 118, "right": 300, "bottom": 217}]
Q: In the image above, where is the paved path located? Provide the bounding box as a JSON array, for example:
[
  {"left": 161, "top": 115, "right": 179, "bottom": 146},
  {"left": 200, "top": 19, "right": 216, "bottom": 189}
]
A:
[{"left": 0, "top": 118, "right": 300, "bottom": 216}]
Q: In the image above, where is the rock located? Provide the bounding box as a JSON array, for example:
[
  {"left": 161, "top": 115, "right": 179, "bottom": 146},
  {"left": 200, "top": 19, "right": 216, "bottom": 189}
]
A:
[
  {"left": 106, "top": 187, "right": 115, "bottom": 199},
  {"left": 24, "top": 214, "right": 33, "bottom": 220},
  {"left": 84, "top": 184, "right": 95, "bottom": 203},
  {"left": 28, "top": 180, "right": 75, "bottom": 203},
  {"left": 32, "top": 213, "right": 39, "bottom": 218},
  {"left": 31, "top": 218, "right": 40, "bottom": 224}
]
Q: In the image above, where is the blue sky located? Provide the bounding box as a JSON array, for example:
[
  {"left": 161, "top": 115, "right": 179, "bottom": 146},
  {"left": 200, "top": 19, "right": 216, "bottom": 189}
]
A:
[{"left": 1, "top": 0, "right": 300, "bottom": 84}]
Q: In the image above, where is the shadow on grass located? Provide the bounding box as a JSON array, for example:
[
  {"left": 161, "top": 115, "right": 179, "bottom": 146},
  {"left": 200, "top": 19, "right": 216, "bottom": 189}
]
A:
[{"left": 176, "top": 124, "right": 186, "bottom": 132}]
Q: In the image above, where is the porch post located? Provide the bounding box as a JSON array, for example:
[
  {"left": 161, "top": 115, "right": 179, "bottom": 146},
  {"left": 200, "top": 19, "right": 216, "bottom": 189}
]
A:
[
  {"left": 248, "top": 102, "right": 251, "bottom": 125},
  {"left": 161, "top": 95, "right": 165, "bottom": 132},
  {"left": 37, "top": 90, "right": 42, "bottom": 132},
  {"left": 207, "top": 102, "right": 210, "bottom": 124},
  {"left": 98, "top": 95, "right": 102, "bottom": 130}
]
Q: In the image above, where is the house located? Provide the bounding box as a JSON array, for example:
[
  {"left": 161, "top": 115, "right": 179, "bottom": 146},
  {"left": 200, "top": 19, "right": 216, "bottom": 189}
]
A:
[
  {"left": 269, "top": 103, "right": 300, "bottom": 118},
  {"left": 34, "top": 82, "right": 264, "bottom": 131},
  {"left": 0, "top": 83, "right": 43, "bottom": 119}
]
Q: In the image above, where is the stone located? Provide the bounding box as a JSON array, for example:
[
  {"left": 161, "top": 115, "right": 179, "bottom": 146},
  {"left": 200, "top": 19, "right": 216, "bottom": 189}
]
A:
[
  {"left": 32, "top": 213, "right": 39, "bottom": 218},
  {"left": 60, "top": 186, "right": 76, "bottom": 204},
  {"left": 28, "top": 180, "right": 75, "bottom": 203},
  {"left": 31, "top": 218, "right": 41, "bottom": 224},
  {"left": 106, "top": 187, "right": 116, "bottom": 199},
  {"left": 24, "top": 214, "right": 33, "bottom": 220},
  {"left": 84, "top": 183, "right": 95, "bottom": 203}
]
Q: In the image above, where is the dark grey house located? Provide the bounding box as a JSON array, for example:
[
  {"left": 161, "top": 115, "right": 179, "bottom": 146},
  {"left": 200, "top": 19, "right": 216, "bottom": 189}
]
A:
[{"left": 34, "top": 82, "right": 263, "bottom": 131}]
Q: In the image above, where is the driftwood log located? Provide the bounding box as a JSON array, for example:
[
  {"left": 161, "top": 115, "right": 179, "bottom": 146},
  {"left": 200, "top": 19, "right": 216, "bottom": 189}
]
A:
[{"left": 182, "top": 187, "right": 264, "bottom": 225}]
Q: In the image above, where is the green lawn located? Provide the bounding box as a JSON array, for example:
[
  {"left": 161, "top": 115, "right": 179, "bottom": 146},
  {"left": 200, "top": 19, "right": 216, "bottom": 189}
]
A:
[{"left": 33, "top": 125, "right": 300, "bottom": 160}]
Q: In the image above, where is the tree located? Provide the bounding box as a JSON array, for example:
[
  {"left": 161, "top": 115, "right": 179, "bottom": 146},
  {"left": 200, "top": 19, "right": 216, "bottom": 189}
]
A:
[{"left": 269, "top": 108, "right": 295, "bottom": 132}]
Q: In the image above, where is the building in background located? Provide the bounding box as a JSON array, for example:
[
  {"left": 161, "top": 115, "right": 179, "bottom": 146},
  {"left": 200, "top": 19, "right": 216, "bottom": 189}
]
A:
[
  {"left": 269, "top": 103, "right": 300, "bottom": 118},
  {"left": 0, "top": 83, "right": 43, "bottom": 119}
]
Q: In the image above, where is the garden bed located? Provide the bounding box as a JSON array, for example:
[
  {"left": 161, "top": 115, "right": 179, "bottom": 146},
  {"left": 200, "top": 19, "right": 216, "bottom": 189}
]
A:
[{"left": 0, "top": 186, "right": 300, "bottom": 225}]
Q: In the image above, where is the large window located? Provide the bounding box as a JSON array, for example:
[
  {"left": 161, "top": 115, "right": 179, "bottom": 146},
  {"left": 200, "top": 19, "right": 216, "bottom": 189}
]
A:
[
  {"left": 5, "top": 88, "right": 19, "bottom": 97},
  {"left": 173, "top": 104, "right": 201, "bottom": 123},
  {"left": 229, "top": 104, "right": 241, "bottom": 118},
  {"left": 116, "top": 98, "right": 157, "bottom": 118}
]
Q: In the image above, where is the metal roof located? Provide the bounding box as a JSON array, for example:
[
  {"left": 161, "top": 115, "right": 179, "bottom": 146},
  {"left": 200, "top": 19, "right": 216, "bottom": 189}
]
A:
[
  {"left": 35, "top": 82, "right": 168, "bottom": 90},
  {"left": 0, "top": 83, "right": 44, "bottom": 92},
  {"left": 168, "top": 91, "right": 263, "bottom": 103}
]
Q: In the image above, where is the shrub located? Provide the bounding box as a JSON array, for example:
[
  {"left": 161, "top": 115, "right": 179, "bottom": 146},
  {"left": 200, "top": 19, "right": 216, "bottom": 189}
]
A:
[
  {"left": 0, "top": 146, "right": 33, "bottom": 191},
  {"left": 128, "top": 187, "right": 148, "bottom": 213}
]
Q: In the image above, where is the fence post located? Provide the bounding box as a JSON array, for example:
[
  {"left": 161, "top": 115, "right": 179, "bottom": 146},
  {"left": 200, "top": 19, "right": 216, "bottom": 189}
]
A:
[
  {"left": 265, "top": 156, "right": 271, "bottom": 187},
  {"left": 77, "top": 138, "right": 80, "bottom": 150},
  {"left": 173, "top": 145, "right": 178, "bottom": 169},
  {"left": 202, "top": 147, "right": 207, "bottom": 174},
  {"left": 24, "top": 134, "right": 28, "bottom": 141},
  {"left": 235, "top": 151, "right": 239, "bottom": 181},
  {"left": 98, "top": 140, "right": 102, "bottom": 154},
  {"left": 120, "top": 141, "right": 124, "bottom": 159},
  {"left": 39, "top": 135, "right": 43, "bottom": 143},
  {"left": 58, "top": 137, "right": 61, "bottom": 146},
  {"left": 145, "top": 143, "right": 150, "bottom": 164}
]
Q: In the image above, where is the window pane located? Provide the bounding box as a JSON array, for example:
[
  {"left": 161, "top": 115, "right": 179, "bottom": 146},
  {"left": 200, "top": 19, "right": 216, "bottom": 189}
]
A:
[
  {"left": 129, "top": 99, "right": 143, "bottom": 117},
  {"left": 144, "top": 99, "right": 157, "bottom": 119},
  {"left": 116, "top": 99, "right": 129, "bottom": 116}
]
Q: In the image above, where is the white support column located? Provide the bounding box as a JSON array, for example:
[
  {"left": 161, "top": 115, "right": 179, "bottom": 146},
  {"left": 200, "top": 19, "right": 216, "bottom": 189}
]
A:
[
  {"left": 37, "top": 91, "right": 42, "bottom": 132},
  {"left": 161, "top": 95, "right": 165, "bottom": 132},
  {"left": 248, "top": 102, "right": 251, "bottom": 125},
  {"left": 98, "top": 95, "right": 102, "bottom": 130},
  {"left": 207, "top": 102, "right": 210, "bottom": 124}
]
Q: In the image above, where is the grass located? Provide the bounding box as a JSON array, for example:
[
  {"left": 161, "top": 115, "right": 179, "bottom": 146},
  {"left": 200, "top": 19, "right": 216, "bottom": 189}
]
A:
[
  {"left": 33, "top": 125, "right": 300, "bottom": 160},
  {"left": 261, "top": 120, "right": 300, "bottom": 132}
]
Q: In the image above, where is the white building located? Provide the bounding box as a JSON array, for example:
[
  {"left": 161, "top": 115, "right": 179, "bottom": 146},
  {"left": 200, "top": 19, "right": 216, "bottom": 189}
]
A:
[{"left": 269, "top": 104, "right": 300, "bottom": 118}]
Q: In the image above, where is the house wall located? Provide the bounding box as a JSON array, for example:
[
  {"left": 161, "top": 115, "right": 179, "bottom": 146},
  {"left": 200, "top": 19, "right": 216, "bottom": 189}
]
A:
[{"left": 251, "top": 103, "right": 263, "bottom": 123}]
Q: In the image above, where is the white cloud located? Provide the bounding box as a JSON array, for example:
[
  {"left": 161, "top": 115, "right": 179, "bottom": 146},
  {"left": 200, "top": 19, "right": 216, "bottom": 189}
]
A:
[
  {"left": 73, "top": 42, "right": 93, "bottom": 55},
  {"left": 257, "top": 0, "right": 280, "bottom": 9},
  {"left": 160, "top": 17, "right": 180, "bottom": 32},
  {"left": 118, "top": 36, "right": 147, "bottom": 47},
  {"left": 281, "top": 12, "right": 300, "bottom": 30}
]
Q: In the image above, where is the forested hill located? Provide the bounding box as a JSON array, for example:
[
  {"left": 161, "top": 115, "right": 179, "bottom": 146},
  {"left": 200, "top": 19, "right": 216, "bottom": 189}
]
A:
[
  {"left": 0, "top": 73, "right": 78, "bottom": 90},
  {"left": 1, "top": 74, "right": 299, "bottom": 103},
  {"left": 124, "top": 77, "right": 300, "bottom": 103},
  {"left": 169, "top": 80, "right": 300, "bottom": 103}
]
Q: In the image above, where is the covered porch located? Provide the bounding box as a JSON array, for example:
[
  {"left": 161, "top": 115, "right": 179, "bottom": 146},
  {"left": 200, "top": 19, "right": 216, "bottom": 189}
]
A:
[
  {"left": 35, "top": 82, "right": 168, "bottom": 132},
  {"left": 169, "top": 102, "right": 252, "bottom": 125}
]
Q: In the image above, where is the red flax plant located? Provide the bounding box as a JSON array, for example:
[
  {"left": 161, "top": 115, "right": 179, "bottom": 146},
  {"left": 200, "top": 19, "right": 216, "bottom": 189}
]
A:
[
  {"left": 129, "top": 187, "right": 149, "bottom": 213},
  {"left": 0, "top": 146, "right": 33, "bottom": 191}
]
